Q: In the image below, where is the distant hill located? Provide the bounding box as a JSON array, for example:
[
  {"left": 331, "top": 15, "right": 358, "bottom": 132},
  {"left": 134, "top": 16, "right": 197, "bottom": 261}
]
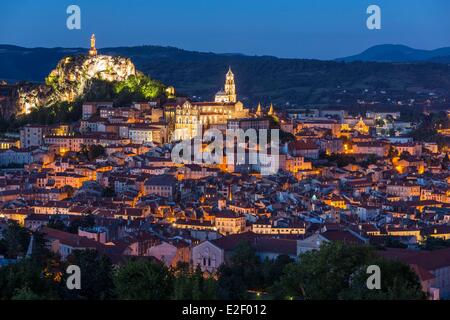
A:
[
  {"left": 337, "top": 44, "right": 450, "bottom": 63},
  {"left": 2, "top": 44, "right": 450, "bottom": 107}
]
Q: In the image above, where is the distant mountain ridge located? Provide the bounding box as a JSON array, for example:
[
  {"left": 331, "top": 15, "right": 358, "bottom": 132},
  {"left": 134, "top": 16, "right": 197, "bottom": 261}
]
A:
[
  {"left": 2, "top": 44, "right": 450, "bottom": 107},
  {"left": 337, "top": 44, "right": 450, "bottom": 63}
]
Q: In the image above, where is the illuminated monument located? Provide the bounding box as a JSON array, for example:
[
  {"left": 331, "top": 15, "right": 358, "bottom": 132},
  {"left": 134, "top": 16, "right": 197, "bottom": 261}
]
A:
[{"left": 89, "top": 34, "right": 97, "bottom": 56}]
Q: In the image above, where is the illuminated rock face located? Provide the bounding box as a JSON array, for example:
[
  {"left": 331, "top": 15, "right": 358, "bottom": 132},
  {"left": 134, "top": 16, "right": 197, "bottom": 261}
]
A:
[
  {"left": 17, "top": 54, "right": 137, "bottom": 114},
  {"left": 18, "top": 85, "right": 55, "bottom": 114}
]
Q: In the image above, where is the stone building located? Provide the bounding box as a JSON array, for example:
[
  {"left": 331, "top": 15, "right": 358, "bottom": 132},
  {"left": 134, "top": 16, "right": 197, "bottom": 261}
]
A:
[{"left": 173, "top": 69, "right": 249, "bottom": 140}]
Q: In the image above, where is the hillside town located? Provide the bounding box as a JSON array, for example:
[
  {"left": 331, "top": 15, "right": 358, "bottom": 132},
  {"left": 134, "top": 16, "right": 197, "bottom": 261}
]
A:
[{"left": 0, "top": 39, "right": 450, "bottom": 301}]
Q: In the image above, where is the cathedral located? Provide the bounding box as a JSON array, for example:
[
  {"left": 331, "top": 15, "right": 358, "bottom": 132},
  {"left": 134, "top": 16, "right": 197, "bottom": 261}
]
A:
[
  {"left": 214, "top": 67, "right": 237, "bottom": 103},
  {"left": 174, "top": 68, "right": 249, "bottom": 140}
]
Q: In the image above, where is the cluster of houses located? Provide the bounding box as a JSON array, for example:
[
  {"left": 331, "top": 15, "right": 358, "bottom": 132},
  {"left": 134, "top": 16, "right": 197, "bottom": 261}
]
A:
[{"left": 0, "top": 72, "right": 450, "bottom": 299}]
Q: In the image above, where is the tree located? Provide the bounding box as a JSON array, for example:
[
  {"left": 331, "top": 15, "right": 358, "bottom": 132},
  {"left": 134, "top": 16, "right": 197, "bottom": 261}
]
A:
[
  {"left": 31, "top": 230, "right": 57, "bottom": 262},
  {"left": 217, "top": 241, "right": 262, "bottom": 299},
  {"left": 362, "top": 154, "right": 377, "bottom": 167},
  {"left": 0, "top": 221, "right": 31, "bottom": 258},
  {"left": 47, "top": 215, "right": 95, "bottom": 234},
  {"left": 80, "top": 144, "right": 104, "bottom": 161},
  {"left": 114, "top": 259, "right": 173, "bottom": 300},
  {"left": 399, "top": 151, "right": 411, "bottom": 160},
  {"left": 61, "top": 250, "right": 115, "bottom": 300},
  {"left": 339, "top": 259, "right": 426, "bottom": 300},
  {"left": 10, "top": 100, "right": 83, "bottom": 131},
  {"left": 443, "top": 153, "right": 449, "bottom": 170},
  {"left": 216, "top": 264, "right": 249, "bottom": 300},
  {"left": 0, "top": 258, "right": 60, "bottom": 300},
  {"left": 66, "top": 214, "right": 96, "bottom": 234},
  {"left": 80, "top": 144, "right": 89, "bottom": 158},
  {"left": 46, "top": 218, "right": 67, "bottom": 232},
  {"left": 325, "top": 154, "right": 357, "bottom": 168},
  {"left": 172, "top": 264, "right": 217, "bottom": 300},
  {"left": 420, "top": 237, "right": 450, "bottom": 251},
  {"left": 216, "top": 242, "right": 295, "bottom": 299},
  {"left": 388, "top": 146, "right": 399, "bottom": 158},
  {"left": 11, "top": 287, "right": 42, "bottom": 300},
  {"left": 63, "top": 185, "right": 75, "bottom": 199},
  {"left": 279, "top": 130, "right": 295, "bottom": 144},
  {"left": 375, "top": 118, "right": 385, "bottom": 127},
  {"left": 260, "top": 255, "right": 294, "bottom": 290},
  {"left": 102, "top": 186, "right": 116, "bottom": 198},
  {"left": 113, "top": 74, "right": 165, "bottom": 103},
  {"left": 87, "top": 145, "right": 105, "bottom": 161},
  {"left": 271, "top": 242, "right": 425, "bottom": 300},
  {"left": 377, "top": 236, "right": 407, "bottom": 249}
]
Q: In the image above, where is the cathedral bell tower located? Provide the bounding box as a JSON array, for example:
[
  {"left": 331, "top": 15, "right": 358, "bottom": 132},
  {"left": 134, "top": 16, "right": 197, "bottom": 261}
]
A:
[
  {"left": 215, "top": 67, "right": 237, "bottom": 103},
  {"left": 224, "top": 67, "right": 236, "bottom": 102}
]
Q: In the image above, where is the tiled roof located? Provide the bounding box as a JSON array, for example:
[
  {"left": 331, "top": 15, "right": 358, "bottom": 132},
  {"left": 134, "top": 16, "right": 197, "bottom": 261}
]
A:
[
  {"left": 211, "top": 232, "right": 297, "bottom": 256},
  {"left": 378, "top": 247, "right": 450, "bottom": 272}
]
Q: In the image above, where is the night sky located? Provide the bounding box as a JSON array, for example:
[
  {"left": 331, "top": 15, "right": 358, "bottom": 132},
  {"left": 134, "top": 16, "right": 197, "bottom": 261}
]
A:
[{"left": 1, "top": 0, "right": 449, "bottom": 59}]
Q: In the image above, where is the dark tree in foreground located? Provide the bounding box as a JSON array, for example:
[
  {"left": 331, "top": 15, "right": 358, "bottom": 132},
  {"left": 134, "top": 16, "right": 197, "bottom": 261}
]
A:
[
  {"left": 217, "top": 241, "right": 261, "bottom": 300},
  {"left": 0, "top": 221, "right": 30, "bottom": 258},
  {"left": 217, "top": 242, "right": 293, "bottom": 299},
  {"left": 0, "top": 257, "right": 60, "bottom": 300},
  {"left": 172, "top": 264, "right": 217, "bottom": 300},
  {"left": 114, "top": 259, "right": 173, "bottom": 300},
  {"left": 62, "top": 250, "right": 115, "bottom": 300},
  {"left": 271, "top": 242, "right": 426, "bottom": 300},
  {"left": 339, "top": 259, "right": 426, "bottom": 300}
]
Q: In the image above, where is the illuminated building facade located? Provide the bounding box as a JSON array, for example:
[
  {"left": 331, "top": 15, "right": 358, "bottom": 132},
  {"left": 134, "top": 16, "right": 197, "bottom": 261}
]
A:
[
  {"left": 174, "top": 69, "right": 249, "bottom": 140},
  {"left": 89, "top": 34, "right": 97, "bottom": 56},
  {"left": 215, "top": 68, "right": 237, "bottom": 103}
]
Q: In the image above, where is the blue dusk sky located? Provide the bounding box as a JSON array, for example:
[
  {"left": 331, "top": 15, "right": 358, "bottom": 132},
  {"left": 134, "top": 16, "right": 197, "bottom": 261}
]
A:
[{"left": 0, "top": 0, "right": 449, "bottom": 59}]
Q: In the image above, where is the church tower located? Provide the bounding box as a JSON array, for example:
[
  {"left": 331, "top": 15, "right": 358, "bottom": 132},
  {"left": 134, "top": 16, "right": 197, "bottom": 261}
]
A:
[
  {"left": 268, "top": 103, "right": 274, "bottom": 116},
  {"left": 215, "top": 67, "right": 237, "bottom": 103},
  {"left": 89, "top": 34, "right": 97, "bottom": 56},
  {"left": 255, "top": 102, "right": 263, "bottom": 117},
  {"left": 224, "top": 67, "right": 236, "bottom": 102},
  {"left": 227, "top": 185, "right": 233, "bottom": 203}
]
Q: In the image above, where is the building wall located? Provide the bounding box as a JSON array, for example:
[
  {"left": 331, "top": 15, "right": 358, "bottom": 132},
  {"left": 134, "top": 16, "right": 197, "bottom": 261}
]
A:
[
  {"left": 147, "top": 242, "right": 177, "bottom": 267},
  {"left": 192, "top": 241, "right": 224, "bottom": 273},
  {"left": 20, "top": 126, "right": 49, "bottom": 148},
  {"left": 432, "top": 266, "right": 450, "bottom": 299},
  {"left": 215, "top": 217, "right": 246, "bottom": 235},
  {"left": 129, "top": 129, "right": 153, "bottom": 144},
  {"left": 144, "top": 184, "right": 174, "bottom": 198},
  {"left": 386, "top": 185, "right": 421, "bottom": 198}
]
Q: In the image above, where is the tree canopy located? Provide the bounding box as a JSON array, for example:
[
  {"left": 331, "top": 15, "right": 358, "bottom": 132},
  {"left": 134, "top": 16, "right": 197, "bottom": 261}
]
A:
[
  {"left": 113, "top": 259, "right": 173, "bottom": 300},
  {"left": 271, "top": 242, "right": 426, "bottom": 300}
]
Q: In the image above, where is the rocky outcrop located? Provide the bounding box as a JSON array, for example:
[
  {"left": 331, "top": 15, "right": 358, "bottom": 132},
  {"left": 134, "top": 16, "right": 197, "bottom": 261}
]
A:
[
  {"left": 0, "top": 82, "right": 21, "bottom": 119},
  {"left": 17, "top": 84, "right": 56, "bottom": 114},
  {"left": 16, "top": 54, "right": 137, "bottom": 114}
]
